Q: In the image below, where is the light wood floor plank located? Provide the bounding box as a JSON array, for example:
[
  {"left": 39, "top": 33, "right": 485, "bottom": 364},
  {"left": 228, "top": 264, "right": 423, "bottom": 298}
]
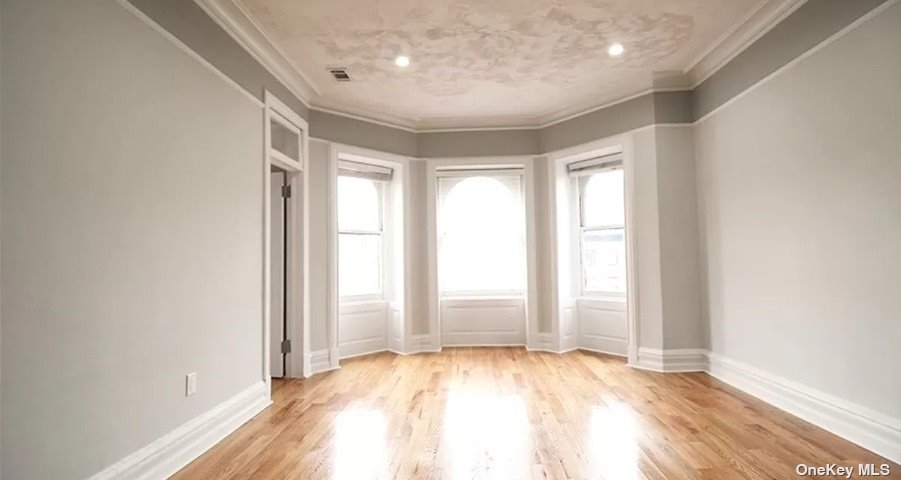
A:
[{"left": 172, "top": 348, "right": 899, "bottom": 479}]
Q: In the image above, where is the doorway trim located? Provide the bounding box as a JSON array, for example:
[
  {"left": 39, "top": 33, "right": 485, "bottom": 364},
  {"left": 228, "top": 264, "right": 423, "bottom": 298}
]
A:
[{"left": 262, "top": 91, "right": 309, "bottom": 391}]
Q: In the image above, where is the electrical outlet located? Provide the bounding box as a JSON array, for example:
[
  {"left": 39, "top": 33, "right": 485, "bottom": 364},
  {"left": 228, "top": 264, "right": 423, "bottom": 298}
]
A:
[{"left": 186, "top": 372, "right": 197, "bottom": 396}]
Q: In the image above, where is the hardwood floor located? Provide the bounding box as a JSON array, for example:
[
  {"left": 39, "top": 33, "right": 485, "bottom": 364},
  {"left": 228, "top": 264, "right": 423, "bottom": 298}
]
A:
[{"left": 172, "top": 348, "right": 898, "bottom": 479}]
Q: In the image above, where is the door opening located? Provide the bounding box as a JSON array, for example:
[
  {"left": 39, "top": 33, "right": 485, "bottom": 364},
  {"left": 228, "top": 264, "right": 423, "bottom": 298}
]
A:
[{"left": 270, "top": 167, "right": 289, "bottom": 378}]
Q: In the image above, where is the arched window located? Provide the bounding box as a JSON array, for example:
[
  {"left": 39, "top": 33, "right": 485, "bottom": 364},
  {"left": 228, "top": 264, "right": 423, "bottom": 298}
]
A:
[{"left": 438, "top": 174, "right": 525, "bottom": 294}]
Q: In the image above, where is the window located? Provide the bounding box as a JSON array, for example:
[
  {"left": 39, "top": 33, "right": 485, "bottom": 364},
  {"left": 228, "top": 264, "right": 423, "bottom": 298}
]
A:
[
  {"left": 437, "top": 173, "right": 525, "bottom": 295},
  {"left": 338, "top": 175, "right": 384, "bottom": 298},
  {"left": 579, "top": 167, "right": 626, "bottom": 296}
]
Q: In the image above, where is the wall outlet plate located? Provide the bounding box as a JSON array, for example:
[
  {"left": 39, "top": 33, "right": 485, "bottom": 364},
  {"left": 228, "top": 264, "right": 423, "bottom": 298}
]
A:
[{"left": 186, "top": 372, "right": 197, "bottom": 396}]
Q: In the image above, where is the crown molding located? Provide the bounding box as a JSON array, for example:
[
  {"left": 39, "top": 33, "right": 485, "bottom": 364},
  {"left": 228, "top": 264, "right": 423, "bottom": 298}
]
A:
[
  {"left": 686, "top": 0, "right": 809, "bottom": 86},
  {"left": 193, "top": 0, "right": 319, "bottom": 107},
  {"left": 309, "top": 101, "right": 419, "bottom": 132},
  {"left": 192, "top": 0, "right": 804, "bottom": 132}
]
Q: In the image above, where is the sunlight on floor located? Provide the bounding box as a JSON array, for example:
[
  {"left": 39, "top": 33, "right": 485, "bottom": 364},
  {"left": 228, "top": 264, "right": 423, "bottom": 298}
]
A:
[
  {"left": 333, "top": 408, "right": 388, "bottom": 480},
  {"left": 442, "top": 390, "right": 531, "bottom": 480},
  {"left": 588, "top": 401, "right": 640, "bottom": 480}
]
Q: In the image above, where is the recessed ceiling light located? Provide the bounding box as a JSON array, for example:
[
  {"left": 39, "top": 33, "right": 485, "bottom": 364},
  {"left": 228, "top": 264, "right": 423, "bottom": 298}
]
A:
[
  {"left": 608, "top": 43, "right": 624, "bottom": 57},
  {"left": 395, "top": 55, "right": 410, "bottom": 67}
]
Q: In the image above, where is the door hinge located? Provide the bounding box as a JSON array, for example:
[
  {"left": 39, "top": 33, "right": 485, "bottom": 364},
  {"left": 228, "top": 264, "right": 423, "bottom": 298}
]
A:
[
  {"left": 280, "top": 339, "right": 292, "bottom": 354},
  {"left": 281, "top": 185, "right": 292, "bottom": 198}
]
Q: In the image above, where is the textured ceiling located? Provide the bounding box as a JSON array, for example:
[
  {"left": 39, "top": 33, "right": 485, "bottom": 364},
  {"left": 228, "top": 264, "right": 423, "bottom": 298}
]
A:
[{"left": 239, "top": 0, "right": 761, "bottom": 128}]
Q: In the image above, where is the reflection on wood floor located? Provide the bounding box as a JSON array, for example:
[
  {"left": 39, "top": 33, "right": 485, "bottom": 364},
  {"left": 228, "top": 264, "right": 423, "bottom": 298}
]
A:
[{"left": 172, "top": 348, "right": 897, "bottom": 479}]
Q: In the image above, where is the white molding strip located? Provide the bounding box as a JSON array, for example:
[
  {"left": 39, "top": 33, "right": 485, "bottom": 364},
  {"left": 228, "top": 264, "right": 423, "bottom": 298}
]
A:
[
  {"left": 193, "top": 0, "right": 317, "bottom": 106},
  {"left": 112, "top": 0, "right": 263, "bottom": 109},
  {"left": 694, "top": 0, "right": 900, "bottom": 124},
  {"left": 630, "top": 348, "right": 708, "bottom": 373},
  {"left": 406, "top": 334, "right": 441, "bottom": 354},
  {"left": 576, "top": 346, "right": 627, "bottom": 358},
  {"left": 307, "top": 349, "right": 336, "bottom": 376},
  {"left": 87, "top": 381, "right": 270, "bottom": 480},
  {"left": 687, "top": 0, "right": 808, "bottom": 86},
  {"left": 525, "top": 332, "right": 558, "bottom": 353},
  {"left": 707, "top": 353, "right": 901, "bottom": 464}
]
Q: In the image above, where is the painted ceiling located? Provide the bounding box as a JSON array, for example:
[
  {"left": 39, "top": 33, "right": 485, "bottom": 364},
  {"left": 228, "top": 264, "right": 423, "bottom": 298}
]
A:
[{"left": 239, "top": 0, "right": 761, "bottom": 128}]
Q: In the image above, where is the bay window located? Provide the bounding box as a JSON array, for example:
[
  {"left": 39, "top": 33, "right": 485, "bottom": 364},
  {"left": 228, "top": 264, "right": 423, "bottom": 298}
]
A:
[
  {"left": 337, "top": 161, "right": 391, "bottom": 299},
  {"left": 437, "top": 171, "right": 525, "bottom": 296},
  {"left": 574, "top": 157, "right": 626, "bottom": 297}
]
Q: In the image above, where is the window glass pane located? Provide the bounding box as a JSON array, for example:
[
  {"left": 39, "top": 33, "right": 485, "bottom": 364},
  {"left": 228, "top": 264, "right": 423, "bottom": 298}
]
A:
[
  {"left": 438, "top": 176, "right": 525, "bottom": 294},
  {"left": 270, "top": 118, "right": 300, "bottom": 161},
  {"left": 582, "top": 228, "right": 626, "bottom": 294},
  {"left": 581, "top": 169, "right": 624, "bottom": 227},
  {"left": 339, "top": 234, "right": 381, "bottom": 297},
  {"left": 338, "top": 176, "right": 381, "bottom": 232}
]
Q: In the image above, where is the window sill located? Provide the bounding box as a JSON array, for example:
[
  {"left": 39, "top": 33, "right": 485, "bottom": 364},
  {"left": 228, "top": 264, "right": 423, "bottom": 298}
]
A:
[
  {"left": 440, "top": 294, "right": 524, "bottom": 301},
  {"left": 578, "top": 296, "right": 626, "bottom": 311},
  {"left": 340, "top": 296, "right": 386, "bottom": 306},
  {"left": 580, "top": 294, "right": 625, "bottom": 302}
]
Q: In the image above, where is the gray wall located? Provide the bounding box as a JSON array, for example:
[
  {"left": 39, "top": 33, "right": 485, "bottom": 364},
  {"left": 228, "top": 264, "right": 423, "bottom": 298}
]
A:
[
  {"left": 127, "top": 0, "right": 309, "bottom": 118},
  {"left": 310, "top": 110, "right": 417, "bottom": 158},
  {"left": 123, "top": 0, "right": 889, "bottom": 157},
  {"left": 407, "top": 161, "right": 431, "bottom": 335},
  {"left": 695, "top": 2, "right": 901, "bottom": 417},
  {"left": 1, "top": 0, "right": 264, "bottom": 478},
  {"left": 541, "top": 94, "right": 657, "bottom": 154},
  {"left": 418, "top": 129, "right": 540, "bottom": 158},
  {"left": 693, "top": 0, "right": 887, "bottom": 119},
  {"left": 654, "top": 127, "right": 702, "bottom": 349}
]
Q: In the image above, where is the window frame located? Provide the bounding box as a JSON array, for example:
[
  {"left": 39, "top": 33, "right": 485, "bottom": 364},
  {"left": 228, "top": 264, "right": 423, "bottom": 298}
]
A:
[
  {"left": 577, "top": 167, "right": 627, "bottom": 300},
  {"left": 337, "top": 175, "right": 387, "bottom": 302},
  {"left": 436, "top": 170, "right": 527, "bottom": 298}
]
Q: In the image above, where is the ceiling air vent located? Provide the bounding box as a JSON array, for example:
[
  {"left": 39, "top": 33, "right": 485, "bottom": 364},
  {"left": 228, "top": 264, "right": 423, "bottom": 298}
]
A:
[{"left": 328, "top": 67, "right": 351, "bottom": 82}]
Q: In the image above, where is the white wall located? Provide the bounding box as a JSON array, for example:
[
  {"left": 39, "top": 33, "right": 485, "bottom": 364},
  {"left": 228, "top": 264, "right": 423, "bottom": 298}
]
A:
[
  {"left": 338, "top": 301, "right": 388, "bottom": 358},
  {"left": 628, "top": 128, "right": 666, "bottom": 351},
  {"left": 440, "top": 298, "right": 526, "bottom": 346},
  {"left": 0, "top": 0, "right": 264, "bottom": 478},
  {"left": 577, "top": 299, "right": 627, "bottom": 355},
  {"left": 695, "top": 2, "right": 901, "bottom": 420}
]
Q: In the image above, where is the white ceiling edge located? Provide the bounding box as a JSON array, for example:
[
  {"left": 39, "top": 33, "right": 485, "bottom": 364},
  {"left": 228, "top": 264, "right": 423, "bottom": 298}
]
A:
[
  {"left": 686, "top": 0, "right": 809, "bottom": 86},
  {"left": 197, "top": 0, "right": 805, "bottom": 132}
]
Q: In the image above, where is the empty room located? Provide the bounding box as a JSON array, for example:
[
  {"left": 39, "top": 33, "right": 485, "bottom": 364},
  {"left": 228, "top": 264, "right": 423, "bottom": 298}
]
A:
[{"left": 1, "top": 0, "right": 899, "bottom": 479}]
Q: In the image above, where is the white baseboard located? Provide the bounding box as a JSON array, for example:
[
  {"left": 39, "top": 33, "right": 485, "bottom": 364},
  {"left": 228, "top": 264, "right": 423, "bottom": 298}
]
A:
[
  {"left": 88, "top": 381, "right": 270, "bottom": 480},
  {"left": 339, "top": 347, "right": 390, "bottom": 361},
  {"left": 579, "top": 334, "right": 628, "bottom": 357},
  {"left": 526, "top": 333, "right": 560, "bottom": 353},
  {"left": 406, "top": 334, "right": 441, "bottom": 354},
  {"left": 630, "top": 348, "right": 707, "bottom": 373},
  {"left": 440, "top": 333, "right": 525, "bottom": 346},
  {"left": 707, "top": 353, "right": 901, "bottom": 464},
  {"left": 577, "top": 346, "right": 627, "bottom": 358},
  {"left": 306, "top": 349, "right": 336, "bottom": 377},
  {"left": 338, "top": 336, "right": 387, "bottom": 360}
]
